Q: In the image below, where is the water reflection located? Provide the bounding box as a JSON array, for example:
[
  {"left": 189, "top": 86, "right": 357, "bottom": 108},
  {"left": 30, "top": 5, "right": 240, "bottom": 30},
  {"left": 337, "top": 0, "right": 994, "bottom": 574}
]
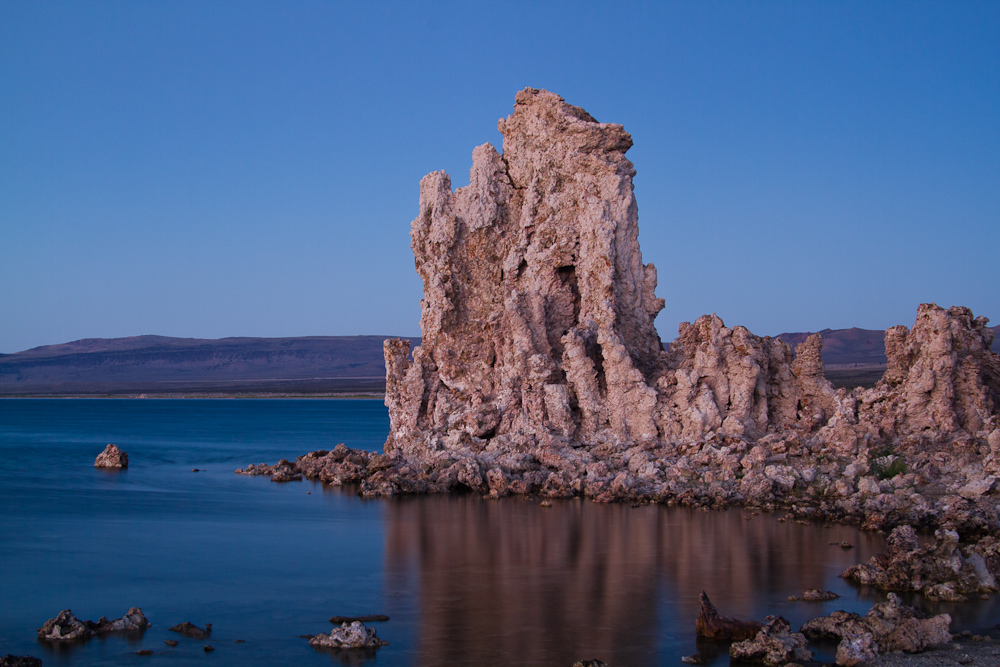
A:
[{"left": 385, "top": 497, "right": 887, "bottom": 666}]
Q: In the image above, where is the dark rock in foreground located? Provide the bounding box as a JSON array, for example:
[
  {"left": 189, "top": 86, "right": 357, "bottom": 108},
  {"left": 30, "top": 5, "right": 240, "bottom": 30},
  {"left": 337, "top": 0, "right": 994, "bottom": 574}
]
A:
[
  {"left": 695, "top": 591, "right": 762, "bottom": 641},
  {"left": 0, "top": 656, "right": 43, "bottom": 667}
]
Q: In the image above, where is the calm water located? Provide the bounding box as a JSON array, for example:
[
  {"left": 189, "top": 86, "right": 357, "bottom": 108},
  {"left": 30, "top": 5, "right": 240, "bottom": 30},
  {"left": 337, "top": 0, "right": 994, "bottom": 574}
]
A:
[{"left": 1, "top": 399, "right": 998, "bottom": 666}]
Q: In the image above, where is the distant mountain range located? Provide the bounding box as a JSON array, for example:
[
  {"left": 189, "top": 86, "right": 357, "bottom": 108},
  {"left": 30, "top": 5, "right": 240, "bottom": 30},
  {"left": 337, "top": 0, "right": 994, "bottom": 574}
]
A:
[
  {"left": 0, "top": 335, "right": 419, "bottom": 396},
  {"left": 1, "top": 326, "right": 997, "bottom": 395}
]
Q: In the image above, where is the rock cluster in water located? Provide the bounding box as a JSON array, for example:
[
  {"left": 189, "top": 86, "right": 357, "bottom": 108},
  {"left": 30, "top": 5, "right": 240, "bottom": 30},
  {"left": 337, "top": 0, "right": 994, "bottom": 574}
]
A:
[{"left": 37, "top": 608, "right": 150, "bottom": 641}]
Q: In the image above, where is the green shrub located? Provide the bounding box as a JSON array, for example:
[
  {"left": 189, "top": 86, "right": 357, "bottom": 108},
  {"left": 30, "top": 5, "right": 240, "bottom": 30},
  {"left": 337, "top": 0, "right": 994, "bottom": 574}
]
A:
[{"left": 869, "top": 447, "right": 907, "bottom": 480}]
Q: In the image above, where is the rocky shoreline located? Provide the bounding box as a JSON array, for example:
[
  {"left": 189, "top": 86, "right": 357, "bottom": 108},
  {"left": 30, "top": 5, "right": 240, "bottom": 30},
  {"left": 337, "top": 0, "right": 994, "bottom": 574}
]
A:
[{"left": 238, "top": 89, "right": 1000, "bottom": 665}]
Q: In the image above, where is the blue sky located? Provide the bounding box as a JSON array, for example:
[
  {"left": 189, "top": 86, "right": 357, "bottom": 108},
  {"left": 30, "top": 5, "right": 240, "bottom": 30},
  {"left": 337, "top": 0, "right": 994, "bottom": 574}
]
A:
[{"left": 2, "top": 1, "right": 998, "bottom": 353}]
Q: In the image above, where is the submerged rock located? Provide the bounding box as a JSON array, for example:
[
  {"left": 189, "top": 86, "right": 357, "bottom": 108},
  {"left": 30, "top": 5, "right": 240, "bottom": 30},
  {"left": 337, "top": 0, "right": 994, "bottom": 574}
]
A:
[
  {"left": 787, "top": 589, "right": 840, "bottom": 602},
  {"left": 801, "top": 593, "right": 952, "bottom": 665},
  {"left": 729, "top": 616, "right": 812, "bottom": 666},
  {"left": 168, "top": 621, "right": 212, "bottom": 639},
  {"left": 37, "top": 607, "right": 150, "bottom": 641},
  {"left": 94, "top": 444, "right": 128, "bottom": 469},
  {"left": 308, "top": 621, "right": 387, "bottom": 649}
]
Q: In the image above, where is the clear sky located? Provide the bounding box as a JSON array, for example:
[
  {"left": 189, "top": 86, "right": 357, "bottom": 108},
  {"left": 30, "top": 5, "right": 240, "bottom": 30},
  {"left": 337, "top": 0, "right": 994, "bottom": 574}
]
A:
[{"left": 2, "top": 1, "right": 998, "bottom": 354}]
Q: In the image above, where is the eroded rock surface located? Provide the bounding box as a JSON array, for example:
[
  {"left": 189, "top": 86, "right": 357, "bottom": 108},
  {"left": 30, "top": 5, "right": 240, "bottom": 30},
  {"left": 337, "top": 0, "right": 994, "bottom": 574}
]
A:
[
  {"left": 801, "top": 593, "right": 952, "bottom": 665},
  {"left": 94, "top": 444, "right": 128, "bottom": 468},
  {"left": 308, "top": 621, "right": 387, "bottom": 649}
]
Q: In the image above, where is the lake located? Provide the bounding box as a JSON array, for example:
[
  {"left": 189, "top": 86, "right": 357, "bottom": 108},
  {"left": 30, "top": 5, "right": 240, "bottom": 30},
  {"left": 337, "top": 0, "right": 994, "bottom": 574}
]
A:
[{"left": 1, "top": 399, "right": 997, "bottom": 666}]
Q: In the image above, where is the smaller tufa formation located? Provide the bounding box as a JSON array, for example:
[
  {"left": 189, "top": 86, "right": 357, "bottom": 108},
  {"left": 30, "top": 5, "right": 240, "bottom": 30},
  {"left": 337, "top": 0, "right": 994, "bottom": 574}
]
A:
[
  {"left": 801, "top": 593, "right": 952, "bottom": 666},
  {"left": 308, "top": 621, "right": 387, "bottom": 649},
  {"left": 94, "top": 444, "right": 128, "bottom": 468},
  {"left": 728, "top": 616, "right": 812, "bottom": 666},
  {"left": 38, "top": 608, "right": 150, "bottom": 641},
  {"left": 843, "top": 525, "right": 999, "bottom": 602}
]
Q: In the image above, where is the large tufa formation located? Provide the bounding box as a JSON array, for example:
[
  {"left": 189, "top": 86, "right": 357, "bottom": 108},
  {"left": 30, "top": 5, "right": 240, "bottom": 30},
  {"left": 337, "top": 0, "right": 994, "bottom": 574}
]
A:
[
  {"left": 384, "top": 88, "right": 664, "bottom": 456},
  {"left": 384, "top": 88, "right": 844, "bottom": 458},
  {"left": 383, "top": 89, "right": 1000, "bottom": 464}
]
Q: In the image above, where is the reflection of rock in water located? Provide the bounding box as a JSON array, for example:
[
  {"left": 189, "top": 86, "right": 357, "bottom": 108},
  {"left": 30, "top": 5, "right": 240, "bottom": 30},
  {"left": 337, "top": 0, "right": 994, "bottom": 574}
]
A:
[{"left": 385, "top": 498, "right": 882, "bottom": 666}]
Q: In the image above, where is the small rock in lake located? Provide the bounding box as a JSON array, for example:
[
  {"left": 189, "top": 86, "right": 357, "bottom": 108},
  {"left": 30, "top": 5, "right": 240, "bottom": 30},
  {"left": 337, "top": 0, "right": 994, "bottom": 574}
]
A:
[
  {"left": 192, "top": 468, "right": 200, "bottom": 472},
  {"left": 787, "top": 589, "right": 841, "bottom": 602},
  {"left": 135, "top": 650, "right": 153, "bottom": 656},
  {"left": 164, "top": 640, "right": 178, "bottom": 647},
  {"left": 203, "top": 645, "right": 214, "bottom": 652},
  {"left": 0, "top": 656, "right": 43, "bottom": 667},
  {"left": 829, "top": 541, "right": 854, "bottom": 549},
  {"left": 94, "top": 444, "right": 128, "bottom": 468},
  {"left": 309, "top": 621, "right": 387, "bottom": 649},
  {"left": 539, "top": 500, "right": 552, "bottom": 507},
  {"left": 680, "top": 654, "right": 705, "bottom": 664},
  {"left": 572, "top": 661, "right": 610, "bottom": 667},
  {"left": 234, "top": 639, "right": 246, "bottom": 643},
  {"left": 169, "top": 621, "right": 212, "bottom": 639}
]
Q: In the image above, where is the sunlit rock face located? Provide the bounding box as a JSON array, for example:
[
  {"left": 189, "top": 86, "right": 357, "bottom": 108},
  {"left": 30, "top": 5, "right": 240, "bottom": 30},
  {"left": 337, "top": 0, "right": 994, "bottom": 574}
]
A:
[{"left": 385, "top": 88, "right": 664, "bottom": 456}]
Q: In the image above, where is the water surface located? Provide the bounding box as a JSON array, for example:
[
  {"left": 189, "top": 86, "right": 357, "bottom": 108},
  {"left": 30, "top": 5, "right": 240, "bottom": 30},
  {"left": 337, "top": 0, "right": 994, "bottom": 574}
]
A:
[{"left": 1, "top": 399, "right": 996, "bottom": 666}]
